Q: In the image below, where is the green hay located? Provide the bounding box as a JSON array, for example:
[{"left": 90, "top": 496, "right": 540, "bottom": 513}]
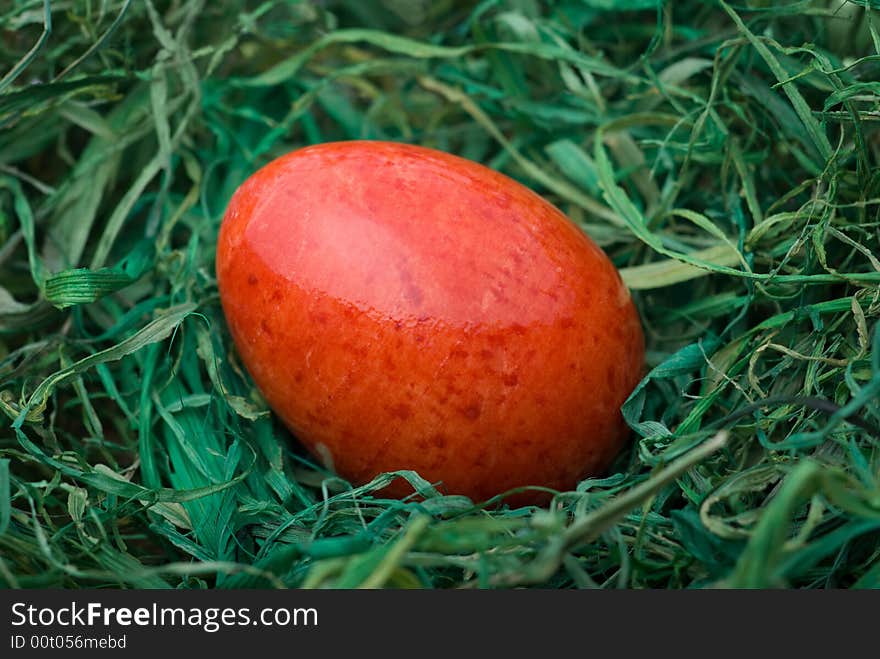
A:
[{"left": 1, "top": 0, "right": 879, "bottom": 589}]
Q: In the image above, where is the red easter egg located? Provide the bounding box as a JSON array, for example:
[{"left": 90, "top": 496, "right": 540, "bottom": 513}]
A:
[{"left": 216, "top": 141, "right": 644, "bottom": 503}]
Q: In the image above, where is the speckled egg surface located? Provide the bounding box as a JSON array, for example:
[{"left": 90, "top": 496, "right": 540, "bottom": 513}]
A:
[{"left": 216, "top": 141, "right": 644, "bottom": 503}]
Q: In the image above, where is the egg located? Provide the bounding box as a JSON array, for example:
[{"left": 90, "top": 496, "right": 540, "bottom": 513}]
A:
[{"left": 216, "top": 141, "right": 644, "bottom": 503}]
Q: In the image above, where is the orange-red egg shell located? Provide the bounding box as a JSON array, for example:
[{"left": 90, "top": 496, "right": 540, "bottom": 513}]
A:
[{"left": 216, "top": 141, "right": 644, "bottom": 502}]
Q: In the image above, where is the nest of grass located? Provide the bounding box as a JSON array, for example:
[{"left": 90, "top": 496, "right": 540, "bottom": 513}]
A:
[{"left": 1, "top": 0, "right": 879, "bottom": 589}]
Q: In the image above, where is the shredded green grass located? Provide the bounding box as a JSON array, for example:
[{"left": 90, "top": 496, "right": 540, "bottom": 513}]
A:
[{"left": 1, "top": 0, "right": 880, "bottom": 589}]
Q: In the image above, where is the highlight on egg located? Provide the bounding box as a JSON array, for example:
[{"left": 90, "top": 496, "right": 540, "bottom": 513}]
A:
[{"left": 216, "top": 140, "right": 644, "bottom": 503}]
